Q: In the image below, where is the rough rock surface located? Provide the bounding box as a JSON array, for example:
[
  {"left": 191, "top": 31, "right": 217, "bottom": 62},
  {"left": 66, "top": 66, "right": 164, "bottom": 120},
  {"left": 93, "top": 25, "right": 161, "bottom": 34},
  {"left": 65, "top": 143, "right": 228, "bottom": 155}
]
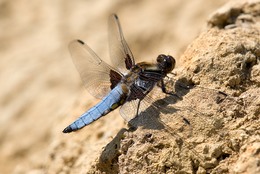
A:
[
  {"left": 87, "top": 1, "right": 260, "bottom": 173},
  {"left": 1, "top": 0, "right": 259, "bottom": 174}
]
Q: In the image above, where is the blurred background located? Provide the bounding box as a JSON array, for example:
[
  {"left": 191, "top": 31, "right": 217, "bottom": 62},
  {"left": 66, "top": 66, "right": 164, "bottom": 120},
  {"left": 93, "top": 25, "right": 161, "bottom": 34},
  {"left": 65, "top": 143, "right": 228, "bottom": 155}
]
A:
[{"left": 0, "top": 0, "right": 229, "bottom": 173}]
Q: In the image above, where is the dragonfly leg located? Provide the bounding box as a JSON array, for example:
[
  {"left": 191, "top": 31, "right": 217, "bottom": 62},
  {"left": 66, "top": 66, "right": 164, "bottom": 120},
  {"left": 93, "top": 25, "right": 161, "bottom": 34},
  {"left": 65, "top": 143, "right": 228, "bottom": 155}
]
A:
[{"left": 136, "top": 99, "right": 141, "bottom": 116}]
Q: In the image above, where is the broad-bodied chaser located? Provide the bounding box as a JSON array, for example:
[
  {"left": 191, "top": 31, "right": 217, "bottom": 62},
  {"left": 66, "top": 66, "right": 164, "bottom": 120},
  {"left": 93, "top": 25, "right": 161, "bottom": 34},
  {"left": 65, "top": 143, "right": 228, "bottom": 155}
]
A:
[{"left": 63, "top": 14, "right": 224, "bottom": 134}]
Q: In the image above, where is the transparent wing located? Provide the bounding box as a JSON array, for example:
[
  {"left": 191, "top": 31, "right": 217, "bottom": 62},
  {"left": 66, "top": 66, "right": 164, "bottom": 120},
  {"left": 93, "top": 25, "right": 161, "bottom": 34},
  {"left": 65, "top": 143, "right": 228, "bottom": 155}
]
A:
[
  {"left": 157, "top": 78, "right": 229, "bottom": 137},
  {"left": 69, "top": 40, "right": 122, "bottom": 99},
  {"left": 108, "top": 14, "right": 135, "bottom": 74},
  {"left": 119, "top": 79, "right": 228, "bottom": 138},
  {"left": 163, "top": 78, "right": 227, "bottom": 116},
  {"left": 120, "top": 85, "right": 193, "bottom": 138}
]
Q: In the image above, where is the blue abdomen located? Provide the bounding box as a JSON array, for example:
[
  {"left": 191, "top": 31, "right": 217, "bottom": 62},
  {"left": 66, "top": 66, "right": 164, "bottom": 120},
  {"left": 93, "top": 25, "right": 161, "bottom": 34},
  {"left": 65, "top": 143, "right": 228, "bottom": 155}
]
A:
[{"left": 63, "top": 84, "right": 124, "bottom": 133}]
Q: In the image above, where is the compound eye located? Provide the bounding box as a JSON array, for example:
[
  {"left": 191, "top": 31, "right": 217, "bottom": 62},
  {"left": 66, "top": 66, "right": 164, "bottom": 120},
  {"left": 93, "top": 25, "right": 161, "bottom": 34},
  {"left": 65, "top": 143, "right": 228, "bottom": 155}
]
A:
[
  {"left": 157, "top": 54, "right": 166, "bottom": 63},
  {"left": 157, "top": 54, "right": 175, "bottom": 73},
  {"left": 165, "top": 55, "right": 175, "bottom": 73}
]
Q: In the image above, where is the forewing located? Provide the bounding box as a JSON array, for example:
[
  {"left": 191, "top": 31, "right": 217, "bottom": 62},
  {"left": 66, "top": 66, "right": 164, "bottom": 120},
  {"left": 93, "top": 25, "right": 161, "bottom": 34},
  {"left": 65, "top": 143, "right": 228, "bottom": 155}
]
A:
[
  {"left": 157, "top": 78, "right": 229, "bottom": 138},
  {"left": 120, "top": 85, "right": 192, "bottom": 137},
  {"left": 69, "top": 40, "right": 122, "bottom": 99},
  {"left": 108, "top": 14, "right": 135, "bottom": 73},
  {"left": 120, "top": 78, "right": 231, "bottom": 162}
]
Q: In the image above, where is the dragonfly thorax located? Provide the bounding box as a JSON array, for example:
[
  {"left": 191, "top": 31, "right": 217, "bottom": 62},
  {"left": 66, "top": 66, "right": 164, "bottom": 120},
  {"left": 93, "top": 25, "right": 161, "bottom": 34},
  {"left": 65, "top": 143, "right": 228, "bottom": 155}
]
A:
[{"left": 135, "top": 78, "right": 156, "bottom": 92}]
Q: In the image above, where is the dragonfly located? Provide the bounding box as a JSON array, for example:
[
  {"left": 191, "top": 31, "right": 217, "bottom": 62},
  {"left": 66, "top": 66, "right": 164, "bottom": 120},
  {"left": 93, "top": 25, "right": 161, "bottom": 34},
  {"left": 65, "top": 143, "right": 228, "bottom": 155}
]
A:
[{"left": 63, "top": 14, "right": 221, "bottom": 134}]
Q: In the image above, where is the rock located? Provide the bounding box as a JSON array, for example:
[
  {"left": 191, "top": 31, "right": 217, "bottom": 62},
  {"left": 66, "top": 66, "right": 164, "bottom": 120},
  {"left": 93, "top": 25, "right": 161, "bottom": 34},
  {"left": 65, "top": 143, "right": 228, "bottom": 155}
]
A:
[
  {"left": 1, "top": 0, "right": 259, "bottom": 174},
  {"left": 86, "top": 0, "right": 260, "bottom": 173}
]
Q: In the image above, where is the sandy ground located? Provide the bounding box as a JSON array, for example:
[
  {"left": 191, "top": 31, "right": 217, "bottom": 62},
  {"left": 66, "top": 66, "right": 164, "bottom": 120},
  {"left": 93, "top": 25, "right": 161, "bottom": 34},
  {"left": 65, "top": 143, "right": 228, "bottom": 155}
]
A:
[{"left": 1, "top": 0, "right": 259, "bottom": 173}]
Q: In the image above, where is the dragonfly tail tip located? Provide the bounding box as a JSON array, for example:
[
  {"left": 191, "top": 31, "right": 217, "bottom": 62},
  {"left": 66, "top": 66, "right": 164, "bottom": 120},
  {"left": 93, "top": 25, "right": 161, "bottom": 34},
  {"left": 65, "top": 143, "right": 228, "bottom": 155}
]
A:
[{"left": 63, "top": 126, "right": 73, "bottom": 133}]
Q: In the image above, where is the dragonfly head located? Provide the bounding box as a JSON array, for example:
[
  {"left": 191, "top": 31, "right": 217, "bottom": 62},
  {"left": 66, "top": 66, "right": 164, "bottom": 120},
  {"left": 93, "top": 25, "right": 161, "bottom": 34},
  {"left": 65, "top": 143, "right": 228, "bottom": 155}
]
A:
[{"left": 157, "top": 54, "right": 175, "bottom": 74}]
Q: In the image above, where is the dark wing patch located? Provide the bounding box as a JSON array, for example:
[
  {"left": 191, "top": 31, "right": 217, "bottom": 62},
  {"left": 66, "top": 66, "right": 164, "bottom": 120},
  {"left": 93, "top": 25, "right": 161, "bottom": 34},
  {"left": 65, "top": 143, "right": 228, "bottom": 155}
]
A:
[
  {"left": 125, "top": 53, "right": 133, "bottom": 70},
  {"left": 110, "top": 69, "right": 122, "bottom": 89},
  {"left": 127, "top": 84, "right": 147, "bottom": 101}
]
